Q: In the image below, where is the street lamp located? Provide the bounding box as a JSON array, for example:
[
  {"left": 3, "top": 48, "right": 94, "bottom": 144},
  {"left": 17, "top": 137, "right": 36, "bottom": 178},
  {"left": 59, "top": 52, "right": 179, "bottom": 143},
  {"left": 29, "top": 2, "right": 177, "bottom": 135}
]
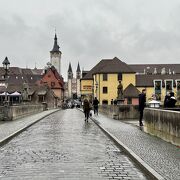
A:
[
  {"left": 2, "top": 57, "right": 10, "bottom": 106},
  {"left": 3, "top": 57, "right": 10, "bottom": 75}
]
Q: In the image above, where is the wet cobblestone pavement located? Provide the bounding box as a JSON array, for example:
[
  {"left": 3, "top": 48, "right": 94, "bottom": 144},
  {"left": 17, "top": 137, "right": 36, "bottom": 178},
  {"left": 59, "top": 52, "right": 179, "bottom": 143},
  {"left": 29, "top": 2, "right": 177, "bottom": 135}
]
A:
[
  {"left": 0, "top": 109, "right": 58, "bottom": 144},
  {"left": 0, "top": 109, "right": 150, "bottom": 180},
  {"left": 92, "top": 113, "right": 180, "bottom": 180}
]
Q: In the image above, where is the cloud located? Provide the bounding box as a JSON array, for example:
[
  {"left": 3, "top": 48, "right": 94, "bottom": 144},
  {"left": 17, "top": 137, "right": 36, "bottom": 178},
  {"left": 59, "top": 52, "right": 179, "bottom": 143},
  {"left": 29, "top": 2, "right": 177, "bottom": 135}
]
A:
[{"left": 0, "top": 0, "right": 180, "bottom": 80}]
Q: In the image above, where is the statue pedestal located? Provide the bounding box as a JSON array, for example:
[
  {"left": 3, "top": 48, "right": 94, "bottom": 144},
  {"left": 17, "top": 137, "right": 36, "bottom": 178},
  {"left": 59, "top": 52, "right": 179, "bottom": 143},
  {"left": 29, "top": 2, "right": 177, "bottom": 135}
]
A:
[{"left": 117, "top": 99, "right": 124, "bottom": 105}]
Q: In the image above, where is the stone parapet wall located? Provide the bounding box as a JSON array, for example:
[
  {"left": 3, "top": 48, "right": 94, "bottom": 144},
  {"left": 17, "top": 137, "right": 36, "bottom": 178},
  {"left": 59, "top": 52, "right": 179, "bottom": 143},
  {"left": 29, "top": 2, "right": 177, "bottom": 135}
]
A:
[
  {"left": 144, "top": 108, "right": 180, "bottom": 146},
  {"left": 0, "top": 104, "right": 45, "bottom": 121},
  {"left": 99, "top": 105, "right": 139, "bottom": 120}
]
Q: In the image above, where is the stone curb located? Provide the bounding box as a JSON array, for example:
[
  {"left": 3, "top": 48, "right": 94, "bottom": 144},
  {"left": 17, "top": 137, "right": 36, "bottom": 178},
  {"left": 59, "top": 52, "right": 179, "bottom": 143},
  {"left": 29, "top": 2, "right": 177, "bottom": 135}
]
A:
[
  {"left": 91, "top": 117, "right": 164, "bottom": 180},
  {"left": 78, "top": 108, "right": 164, "bottom": 180},
  {"left": 0, "top": 109, "right": 60, "bottom": 147}
]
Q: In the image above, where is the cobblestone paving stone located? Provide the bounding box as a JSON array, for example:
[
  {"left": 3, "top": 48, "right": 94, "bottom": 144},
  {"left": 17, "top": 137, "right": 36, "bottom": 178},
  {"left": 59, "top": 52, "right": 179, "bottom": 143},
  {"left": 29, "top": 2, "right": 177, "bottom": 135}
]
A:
[
  {"left": 92, "top": 113, "right": 180, "bottom": 180},
  {"left": 0, "top": 109, "right": 58, "bottom": 144},
  {"left": 0, "top": 109, "right": 150, "bottom": 180}
]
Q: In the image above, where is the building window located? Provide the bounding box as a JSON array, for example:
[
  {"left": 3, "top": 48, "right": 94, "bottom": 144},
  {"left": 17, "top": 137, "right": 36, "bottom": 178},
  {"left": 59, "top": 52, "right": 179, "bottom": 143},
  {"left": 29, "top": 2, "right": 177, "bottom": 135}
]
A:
[
  {"left": 127, "top": 98, "right": 132, "bottom": 104},
  {"left": 103, "top": 87, "right": 108, "bottom": 94},
  {"left": 176, "top": 80, "right": 180, "bottom": 101},
  {"left": 38, "top": 95, "right": 44, "bottom": 102},
  {"left": 102, "top": 100, "right": 108, "bottom": 105},
  {"left": 165, "top": 80, "right": 173, "bottom": 93},
  {"left": 154, "top": 80, "right": 162, "bottom": 100},
  {"left": 176, "top": 80, "right": 180, "bottom": 91},
  {"left": 118, "top": 73, "right": 122, "bottom": 81},
  {"left": 103, "top": 74, "right": 108, "bottom": 81}
]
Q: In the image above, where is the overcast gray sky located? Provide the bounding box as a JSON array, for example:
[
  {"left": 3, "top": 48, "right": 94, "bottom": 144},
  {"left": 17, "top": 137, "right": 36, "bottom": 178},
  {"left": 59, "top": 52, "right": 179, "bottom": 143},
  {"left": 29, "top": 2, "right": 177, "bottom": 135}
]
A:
[{"left": 0, "top": 0, "right": 180, "bottom": 80}]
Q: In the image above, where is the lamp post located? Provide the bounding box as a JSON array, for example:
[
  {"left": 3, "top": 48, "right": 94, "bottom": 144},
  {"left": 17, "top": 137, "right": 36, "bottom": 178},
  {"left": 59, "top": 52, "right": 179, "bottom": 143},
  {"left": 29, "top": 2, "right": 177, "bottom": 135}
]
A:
[
  {"left": 95, "top": 81, "right": 98, "bottom": 98},
  {"left": 3, "top": 57, "right": 10, "bottom": 103},
  {"left": 92, "top": 84, "right": 94, "bottom": 100},
  {"left": 2, "top": 57, "right": 10, "bottom": 120}
]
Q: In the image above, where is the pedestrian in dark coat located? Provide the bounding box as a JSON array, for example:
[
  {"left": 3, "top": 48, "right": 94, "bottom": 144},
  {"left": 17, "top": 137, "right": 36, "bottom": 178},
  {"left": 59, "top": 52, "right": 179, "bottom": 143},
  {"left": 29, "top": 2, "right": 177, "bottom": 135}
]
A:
[
  {"left": 168, "top": 92, "right": 177, "bottom": 108},
  {"left": 83, "top": 98, "right": 90, "bottom": 122},
  {"left": 164, "top": 92, "right": 170, "bottom": 108},
  {"left": 138, "top": 89, "right": 146, "bottom": 126},
  {"left": 114, "top": 99, "right": 117, "bottom": 105},
  {"left": 93, "top": 97, "right": 99, "bottom": 115}
]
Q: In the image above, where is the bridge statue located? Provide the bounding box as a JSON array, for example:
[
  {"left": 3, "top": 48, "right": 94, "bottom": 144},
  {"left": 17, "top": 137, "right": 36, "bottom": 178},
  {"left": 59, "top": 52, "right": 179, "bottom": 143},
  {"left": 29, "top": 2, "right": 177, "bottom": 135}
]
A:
[
  {"left": 117, "top": 80, "right": 124, "bottom": 105},
  {"left": 22, "top": 83, "right": 29, "bottom": 101}
]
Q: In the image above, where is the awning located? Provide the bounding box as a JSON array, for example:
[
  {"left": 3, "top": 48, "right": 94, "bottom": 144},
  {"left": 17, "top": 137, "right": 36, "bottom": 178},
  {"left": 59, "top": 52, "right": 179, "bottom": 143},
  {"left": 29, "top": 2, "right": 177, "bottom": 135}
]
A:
[
  {"left": 37, "top": 90, "right": 47, "bottom": 95},
  {"left": 0, "top": 92, "right": 10, "bottom": 96},
  {"left": 10, "top": 91, "right": 21, "bottom": 96}
]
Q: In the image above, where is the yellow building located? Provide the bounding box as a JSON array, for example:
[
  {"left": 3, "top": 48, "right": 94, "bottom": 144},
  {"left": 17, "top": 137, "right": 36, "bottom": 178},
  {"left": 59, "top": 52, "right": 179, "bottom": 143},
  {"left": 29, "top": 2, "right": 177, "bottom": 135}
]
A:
[
  {"left": 81, "top": 57, "right": 136, "bottom": 104},
  {"left": 135, "top": 74, "right": 180, "bottom": 103},
  {"left": 81, "top": 57, "right": 180, "bottom": 105}
]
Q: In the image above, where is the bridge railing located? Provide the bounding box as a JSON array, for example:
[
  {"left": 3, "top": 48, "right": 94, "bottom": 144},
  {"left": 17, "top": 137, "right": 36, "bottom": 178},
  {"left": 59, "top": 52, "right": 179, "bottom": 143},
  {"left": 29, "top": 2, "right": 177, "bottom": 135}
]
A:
[{"left": 144, "top": 108, "right": 180, "bottom": 146}]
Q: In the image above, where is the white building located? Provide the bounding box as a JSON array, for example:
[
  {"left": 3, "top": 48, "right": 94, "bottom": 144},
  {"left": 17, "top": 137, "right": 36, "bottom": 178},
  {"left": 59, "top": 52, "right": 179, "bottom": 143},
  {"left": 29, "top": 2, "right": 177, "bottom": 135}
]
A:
[
  {"left": 50, "top": 33, "right": 62, "bottom": 75},
  {"left": 67, "top": 62, "right": 81, "bottom": 99}
]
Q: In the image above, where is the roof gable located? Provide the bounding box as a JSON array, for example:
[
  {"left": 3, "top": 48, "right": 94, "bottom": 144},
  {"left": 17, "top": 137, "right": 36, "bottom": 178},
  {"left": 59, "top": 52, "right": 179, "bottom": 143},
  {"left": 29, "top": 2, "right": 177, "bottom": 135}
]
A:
[
  {"left": 41, "top": 67, "right": 64, "bottom": 88},
  {"left": 82, "top": 57, "right": 135, "bottom": 80},
  {"left": 124, "top": 83, "right": 140, "bottom": 98}
]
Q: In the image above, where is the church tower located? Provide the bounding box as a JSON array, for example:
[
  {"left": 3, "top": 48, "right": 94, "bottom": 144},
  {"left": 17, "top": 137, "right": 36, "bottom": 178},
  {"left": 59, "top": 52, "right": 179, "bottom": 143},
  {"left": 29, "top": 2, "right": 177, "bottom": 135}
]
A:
[
  {"left": 76, "top": 62, "right": 81, "bottom": 98},
  {"left": 50, "top": 33, "right": 62, "bottom": 75},
  {"left": 68, "top": 63, "right": 73, "bottom": 98}
]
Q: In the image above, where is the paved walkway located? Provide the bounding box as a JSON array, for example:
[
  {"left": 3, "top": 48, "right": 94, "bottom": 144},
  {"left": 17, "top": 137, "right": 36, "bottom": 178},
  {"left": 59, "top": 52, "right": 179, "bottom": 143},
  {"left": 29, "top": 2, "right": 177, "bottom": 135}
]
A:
[
  {"left": 90, "top": 113, "right": 180, "bottom": 180},
  {"left": 0, "top": 109, "right": 151, "bottom": 179},
  {"left": 0, "top": 109, "right": 59, "bottom": 145}
]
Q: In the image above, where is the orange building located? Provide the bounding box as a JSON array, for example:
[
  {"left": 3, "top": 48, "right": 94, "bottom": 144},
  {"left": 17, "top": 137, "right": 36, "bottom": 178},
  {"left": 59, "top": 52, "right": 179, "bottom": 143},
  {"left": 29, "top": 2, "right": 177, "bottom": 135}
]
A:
[{"left": 39, "top": 66, "right": 64, "bottom": 104}]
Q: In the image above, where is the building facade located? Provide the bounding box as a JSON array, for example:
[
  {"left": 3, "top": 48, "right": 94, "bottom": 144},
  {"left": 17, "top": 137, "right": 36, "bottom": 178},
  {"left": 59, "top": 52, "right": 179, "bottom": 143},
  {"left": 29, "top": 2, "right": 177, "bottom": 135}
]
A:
[
  {"left": 81, "top": 57, "right": 180, "bottom": 105},
  {"left": 66, "top": 62, "right": 81, "bottom": 99},
  {"left": 0, "top": 33, "right": 65, "bottom": 107},
  {"left": 39, "top": 65, "right": 64, "bottom": 105}
]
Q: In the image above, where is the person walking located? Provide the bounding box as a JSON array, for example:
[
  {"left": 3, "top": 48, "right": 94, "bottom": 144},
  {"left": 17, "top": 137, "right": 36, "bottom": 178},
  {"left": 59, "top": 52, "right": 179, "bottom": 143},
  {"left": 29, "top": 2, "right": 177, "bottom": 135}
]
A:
[
  {"left": 138, "top": 89, "right": 146, "bottom": 126},
  {"left": 83, "top": 98, "right": 90, "bottom": 122},
  {"left": 93, "top": 97, "right": 99, "bottom": 115}
]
